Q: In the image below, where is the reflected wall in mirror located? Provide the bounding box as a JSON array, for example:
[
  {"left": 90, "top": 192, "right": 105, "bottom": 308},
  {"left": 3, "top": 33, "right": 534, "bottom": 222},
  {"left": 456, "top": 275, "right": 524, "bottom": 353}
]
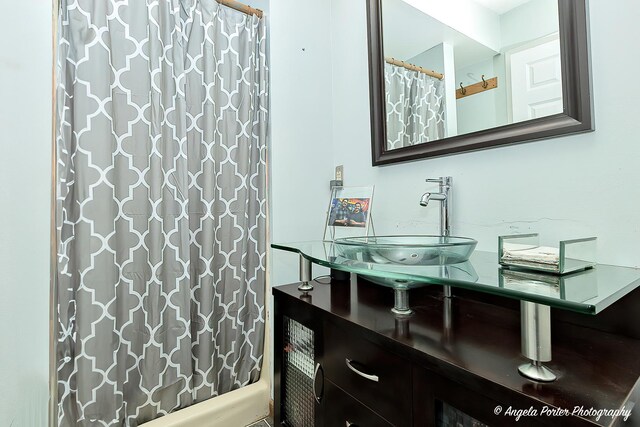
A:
[{"left": 367, "top": 0, "right": 593, "bottom": 165}]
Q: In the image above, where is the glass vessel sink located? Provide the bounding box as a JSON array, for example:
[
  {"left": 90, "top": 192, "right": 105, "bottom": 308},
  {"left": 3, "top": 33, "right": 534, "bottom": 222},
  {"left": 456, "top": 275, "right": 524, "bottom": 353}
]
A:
[
  {"left": 334, "top": 235, "right": 478, "bottom": 266},
  {"left": 331, "top": 235, "right": 478, "bottom": 315},
  {"left": 363, "top": 261, "right": 479, "bottom": 290}
]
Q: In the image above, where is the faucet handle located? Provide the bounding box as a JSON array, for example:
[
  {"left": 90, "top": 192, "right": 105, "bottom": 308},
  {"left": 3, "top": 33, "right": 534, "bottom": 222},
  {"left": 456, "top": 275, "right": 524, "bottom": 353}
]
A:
[
  {"left": 426, "top": 176, "right": 451, "bottom": 184},
  {"left": 426, "top": 177, "right": 452, "bottom": 186}
]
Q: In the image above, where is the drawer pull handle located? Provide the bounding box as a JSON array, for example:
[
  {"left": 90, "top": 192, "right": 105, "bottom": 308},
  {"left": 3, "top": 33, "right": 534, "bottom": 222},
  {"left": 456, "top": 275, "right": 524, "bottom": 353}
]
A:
[
  {"left": 345, "top": 358, "right": 379, "bottom": 382},
  {"left": 313, "top": 362, "right": 324, "bottom": 403},
  {"left": 345, "top": 422, "right": 359, "bottom": 427}
]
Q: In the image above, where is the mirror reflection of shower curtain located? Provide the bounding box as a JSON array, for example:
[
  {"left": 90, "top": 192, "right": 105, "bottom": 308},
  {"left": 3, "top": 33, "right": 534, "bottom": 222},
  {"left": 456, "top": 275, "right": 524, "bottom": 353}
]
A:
[
  {"left": 385, "top": 63, "right": 445, "bottom": 149},
  {"left": 55, "top": 1, "right": 268, "bottom": 425}
]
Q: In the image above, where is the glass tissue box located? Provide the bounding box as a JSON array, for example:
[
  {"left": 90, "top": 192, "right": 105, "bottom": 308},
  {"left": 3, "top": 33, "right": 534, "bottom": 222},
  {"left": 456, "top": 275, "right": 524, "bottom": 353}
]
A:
[{"left": 498, "top": 233, "right": 597, "bottom": 275}]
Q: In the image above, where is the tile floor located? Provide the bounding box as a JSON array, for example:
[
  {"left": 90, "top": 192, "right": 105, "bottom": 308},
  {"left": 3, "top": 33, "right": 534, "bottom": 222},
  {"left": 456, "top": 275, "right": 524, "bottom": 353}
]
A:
[{"left": 246, "top": 416, "right": 273, "bottom": 427}]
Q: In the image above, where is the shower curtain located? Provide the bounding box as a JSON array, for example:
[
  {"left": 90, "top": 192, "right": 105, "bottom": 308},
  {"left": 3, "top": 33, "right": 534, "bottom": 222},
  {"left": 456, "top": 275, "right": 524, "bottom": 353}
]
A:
[
  {"left": 55, "top": 1, "right": 267, "bottom": 425},
  {"left": 385, "top": 62, "right": 445, "bottom": 149}
]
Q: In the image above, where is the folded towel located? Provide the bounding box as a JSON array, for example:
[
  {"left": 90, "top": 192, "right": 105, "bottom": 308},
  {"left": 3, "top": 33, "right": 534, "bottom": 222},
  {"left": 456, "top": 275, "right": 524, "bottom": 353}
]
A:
[{"left": 502, "top": 245, "right": 560, "bottom": 267}]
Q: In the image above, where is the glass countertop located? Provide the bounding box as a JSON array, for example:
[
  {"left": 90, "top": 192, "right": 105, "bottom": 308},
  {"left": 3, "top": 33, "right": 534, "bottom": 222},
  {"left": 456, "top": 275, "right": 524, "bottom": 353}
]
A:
[{"left": 272, "top": 241, "right": 640, "bottom": 315}]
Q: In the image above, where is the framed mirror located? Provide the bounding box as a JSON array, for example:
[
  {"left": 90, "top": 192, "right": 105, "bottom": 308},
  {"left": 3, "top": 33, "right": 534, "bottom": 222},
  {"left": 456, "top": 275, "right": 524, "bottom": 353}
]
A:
[{"left": 367, "top": 0, "right": 593, "bottom": 165}]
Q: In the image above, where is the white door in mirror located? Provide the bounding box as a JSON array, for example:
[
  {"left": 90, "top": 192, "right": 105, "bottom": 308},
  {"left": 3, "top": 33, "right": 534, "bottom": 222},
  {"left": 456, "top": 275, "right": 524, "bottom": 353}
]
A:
[{"left": 508, "top": 34, "right": 563, "bottom": 123}]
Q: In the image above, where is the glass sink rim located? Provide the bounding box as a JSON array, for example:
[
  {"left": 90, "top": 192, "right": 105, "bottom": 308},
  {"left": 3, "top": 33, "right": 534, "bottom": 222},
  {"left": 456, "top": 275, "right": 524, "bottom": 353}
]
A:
[{"left": 334, "top": 235, "right": 478, "bottom": 248}]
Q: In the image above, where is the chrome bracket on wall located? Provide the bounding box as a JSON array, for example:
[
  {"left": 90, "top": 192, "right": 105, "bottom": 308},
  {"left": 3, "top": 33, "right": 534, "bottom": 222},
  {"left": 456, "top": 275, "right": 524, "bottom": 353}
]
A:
[
  {"left": 298, "top": 254, "right": 313, "bottom": 292},
  {"left": 518, "top": 301, "right": 557, "bottom": 382}
]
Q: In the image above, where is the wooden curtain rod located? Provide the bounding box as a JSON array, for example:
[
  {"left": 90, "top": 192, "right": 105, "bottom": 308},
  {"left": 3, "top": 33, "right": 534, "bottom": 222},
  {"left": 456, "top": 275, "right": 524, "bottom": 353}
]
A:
[
  {"left": 55, "top": 0, "right": 264, "bottom": 18},
  {"left": 218, "top": 0, "right": 263, "bottom": 18},
  {"left": 385, "top": 57, "right": 444, "bottom": 80}
]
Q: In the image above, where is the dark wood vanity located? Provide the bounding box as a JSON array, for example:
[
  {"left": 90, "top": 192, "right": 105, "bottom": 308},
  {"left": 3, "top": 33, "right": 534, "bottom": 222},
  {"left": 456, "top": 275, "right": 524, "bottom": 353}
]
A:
[{"left": 273, "top": 276, "right": 640, "bottom": 427}]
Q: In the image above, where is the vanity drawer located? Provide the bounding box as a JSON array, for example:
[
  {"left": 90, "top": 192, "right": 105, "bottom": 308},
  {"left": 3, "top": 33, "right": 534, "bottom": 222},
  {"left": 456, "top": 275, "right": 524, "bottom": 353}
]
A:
[
  {"left": 325, "top": 380, "right": 393, "bottom": 427},
  {"left": 324, "top": 320, "right": 412, "bottom": 426}
]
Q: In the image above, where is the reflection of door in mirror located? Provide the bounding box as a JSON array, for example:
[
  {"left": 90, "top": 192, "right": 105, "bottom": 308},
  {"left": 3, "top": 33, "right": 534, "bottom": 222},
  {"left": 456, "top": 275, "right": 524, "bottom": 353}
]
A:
[
  {"left": 507, "top": 34, "right": 563, "bottom": 123},
  {"left": 382, "top": 0, "right": 561, "bottom": 151}
]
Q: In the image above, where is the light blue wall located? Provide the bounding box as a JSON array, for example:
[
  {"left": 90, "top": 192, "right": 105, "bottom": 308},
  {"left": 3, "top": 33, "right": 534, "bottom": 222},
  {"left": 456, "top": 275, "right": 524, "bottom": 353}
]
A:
[
  {"left": 327, "top": 0, "right": 640, "bottom": 268},
  {"left": 455, "top": 58, "right": 499, "bottom": 135},
  {"left": 501, "top": 0, "right": 559, "bottom": 50},
  {"left": 269, "top": 0, "right": 334, "bottom": 287},
  {"left": 409, "top": 44, "right": 445, "bottom": 73},
  {"left": 0, "top": 0, "right": 52, "bottom": 425}
]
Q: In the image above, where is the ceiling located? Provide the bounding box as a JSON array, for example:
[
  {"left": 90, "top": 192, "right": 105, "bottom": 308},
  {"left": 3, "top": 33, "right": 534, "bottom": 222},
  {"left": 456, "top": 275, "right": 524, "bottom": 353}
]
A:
[
  {"left": 382, "top": 0, "right": 546, "bottom": 69},
  {"left": 471, "top": 0, "right": 532, "bottom": 15},
  {"left": 382, "top": 0, "right": 498, "bottom": 69}
]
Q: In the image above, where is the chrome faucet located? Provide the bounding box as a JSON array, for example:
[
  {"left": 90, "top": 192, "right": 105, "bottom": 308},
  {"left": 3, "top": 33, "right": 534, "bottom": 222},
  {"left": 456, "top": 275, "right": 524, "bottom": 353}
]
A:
[
  {"left": 419, "top": 177, "right": 452, "bottom": 236},
  {"left": 420, "top": 176, "right": 453, "bottom": 298}
]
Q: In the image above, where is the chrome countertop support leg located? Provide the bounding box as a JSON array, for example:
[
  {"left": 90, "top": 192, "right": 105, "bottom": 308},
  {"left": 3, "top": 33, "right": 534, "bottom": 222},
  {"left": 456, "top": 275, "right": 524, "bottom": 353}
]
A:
[
  {"left": 392, "top": 288, "right": 413, "bottom": 316},
  {"left": 297, "top": 255, "right": 313, "bottom": 292},
  {"left": 518, "top": 301, "right": 556, "bottom": 382},
  {"left": 443, "top": 285, "right": 452, "bottom": 298}
]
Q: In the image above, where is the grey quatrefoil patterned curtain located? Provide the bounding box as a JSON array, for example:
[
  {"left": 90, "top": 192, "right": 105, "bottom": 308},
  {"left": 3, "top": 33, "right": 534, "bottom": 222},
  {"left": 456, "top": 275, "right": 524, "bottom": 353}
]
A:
[
  {"left": 55, "top": 1, "right": 267, "bottom": 425},
  {"left": 385, "top": 62, "right": 445, "bottom": 149}
]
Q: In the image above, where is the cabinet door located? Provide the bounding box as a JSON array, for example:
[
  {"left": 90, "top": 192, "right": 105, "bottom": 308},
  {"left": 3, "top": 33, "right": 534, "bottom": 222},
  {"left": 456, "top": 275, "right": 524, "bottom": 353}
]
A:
[
  {"left": 274, "top": 294, "right": 325, "bottom": 426},
  {"left": 413, "top": 367, "right": 536, "bottom": 427}
]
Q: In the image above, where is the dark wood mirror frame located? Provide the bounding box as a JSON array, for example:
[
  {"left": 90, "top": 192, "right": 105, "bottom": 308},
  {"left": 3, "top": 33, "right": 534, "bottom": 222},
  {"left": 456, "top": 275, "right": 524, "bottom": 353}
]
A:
[{"left": 367, "top": 0, "right": 593, "bottom": 166}]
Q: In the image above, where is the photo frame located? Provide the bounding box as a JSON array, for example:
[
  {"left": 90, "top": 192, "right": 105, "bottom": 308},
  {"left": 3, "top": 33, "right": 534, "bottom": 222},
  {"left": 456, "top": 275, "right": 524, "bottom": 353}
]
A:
[{"left": 323, "top": 186, "right": 375, "bottom": 241}]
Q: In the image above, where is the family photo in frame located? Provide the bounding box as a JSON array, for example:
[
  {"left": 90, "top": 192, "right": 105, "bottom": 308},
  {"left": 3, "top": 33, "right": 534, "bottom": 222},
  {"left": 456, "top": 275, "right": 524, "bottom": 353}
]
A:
[
  {"left": 324, "top": 186, "right": 374, "bottom": 241},
  {"left": 328, "top": 197, "right": 370, "bottom": 228}
]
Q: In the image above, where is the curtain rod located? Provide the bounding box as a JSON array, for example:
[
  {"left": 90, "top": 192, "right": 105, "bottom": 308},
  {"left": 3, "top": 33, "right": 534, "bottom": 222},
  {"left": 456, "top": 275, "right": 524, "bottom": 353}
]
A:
[
  {"left": 218, "top": 0, "right": 263, "bottom": 18},
  {"left": 55, "top": 0, "right": 263, "bottom": 19},
  {"left": 385, "top": 57, "right": 444, "bottom": 80}
]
